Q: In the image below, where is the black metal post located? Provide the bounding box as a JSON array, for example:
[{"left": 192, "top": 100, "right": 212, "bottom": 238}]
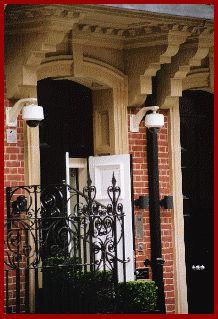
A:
[
  {"left": 34, "top": 186, "right": 39, "bottom": 313},
  {"left": 25, "top": 268, "right": 30, "bottom": 313},
  {"left": 16, "top": 268, "right": 20, "bottom": 313},
  {"left": 146, "top": 129, "right": 166, "bottom": 314},
  {"left": 121, "top": 212, "right": 126, "bottom": 283},
  {"left": 6, "top": 187, "right": 11, "bottom": 233}
]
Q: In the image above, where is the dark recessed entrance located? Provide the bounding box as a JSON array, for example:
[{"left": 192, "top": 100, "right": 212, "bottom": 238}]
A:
[
  {"left": 37, "top": 78, "right": 94, "bottom": 185},
  {"left": 180, "top": 90, "right": 214, "bottom": 314}
]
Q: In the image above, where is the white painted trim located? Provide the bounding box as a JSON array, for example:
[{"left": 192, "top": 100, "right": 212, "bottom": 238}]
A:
[{"left": 68, "top": 158, "right": 87, "bottom": 169}]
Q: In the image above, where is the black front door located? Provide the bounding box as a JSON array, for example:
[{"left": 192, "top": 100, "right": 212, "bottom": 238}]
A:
[
  {"left": 37, "top": 78, "right": 94, "bottom": 185},
  {"left": 180, "top": 90, "right": 214, "bottom": 314}
]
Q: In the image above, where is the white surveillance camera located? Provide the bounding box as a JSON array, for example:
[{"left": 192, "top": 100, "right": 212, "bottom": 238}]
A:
[
  {"left": 6, "top": 98, "right": 44, "bottom": 128},
  {"left": 130, "top": 106, "right": 164, "bottom": 133},
  {"left": 145, "top": 112, "right": 164, "bottom": 133},
  {"left": 22, "top": 104, "right": 44, "bottom": 127}
]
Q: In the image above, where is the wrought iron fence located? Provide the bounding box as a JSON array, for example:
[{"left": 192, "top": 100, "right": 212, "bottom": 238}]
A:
[{"left": 4, "top": 174, "right": 127, "bottom": 314}]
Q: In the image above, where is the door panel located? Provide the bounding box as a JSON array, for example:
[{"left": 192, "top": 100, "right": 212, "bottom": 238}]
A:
[
  {"left": 180, "top": 90, "right": 214, "bottom": 314},
  {"left": 89, "top": 154, "right": 135, "bottom": 282}
]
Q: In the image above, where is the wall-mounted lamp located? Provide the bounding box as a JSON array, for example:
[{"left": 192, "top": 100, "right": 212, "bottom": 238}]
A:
[
  {"left": 130, "top": 106, "right": 164, "bottom": 133},
  {"left": 6, "top": 98, "right": 44, "bottom": 128},
  {"left": 160, "top": 196, "right": 173, "bottom": 209},
  {"left": 135, "top": 196, "right": 149, "bottom": 209},
  {"left": 135, "top": 195, "right": 173, "bottom": 210}
]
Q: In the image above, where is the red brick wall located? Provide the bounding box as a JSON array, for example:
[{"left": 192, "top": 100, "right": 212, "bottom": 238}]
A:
[
  {"left": 4, "top": 80, "right": 25, "bottom": 190},
  {"left": 4, "top": 74, "right": 25, "bottom": 217},
  {"left": 4, "top": 73, "right": 26, "bottom": 314},
  {"left": 128, "top": 107, "right": 175, "bottom": 314}
]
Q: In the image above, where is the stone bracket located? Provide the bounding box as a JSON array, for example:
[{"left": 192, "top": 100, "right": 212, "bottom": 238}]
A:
[
  {"left": 5, "top": 10, "right": 85, "bottom": 100},
  {"left": 156, "top": 28, "right": 214, "bottom": 108},
  {"left": 127, "top": 25, "right": 193, "bottom": 107}
]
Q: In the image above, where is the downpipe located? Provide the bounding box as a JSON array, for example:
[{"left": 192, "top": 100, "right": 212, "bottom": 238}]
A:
[{"left": 146, "top": 128, "right": 166, "bottom": 314}]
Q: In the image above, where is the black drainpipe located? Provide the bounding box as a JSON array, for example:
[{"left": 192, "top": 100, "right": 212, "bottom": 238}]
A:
[{"left": 146, "top": 128, "right": 166, "bottom": 314}]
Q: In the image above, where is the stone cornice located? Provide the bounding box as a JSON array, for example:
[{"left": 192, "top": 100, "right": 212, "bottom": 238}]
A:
[
  {"left": 5, "top": 4, "right": 214, "bottom": 50},
  {"left": 4, "top": 4, "right": 214, "bottom": 102},
  {"left": 4, "top": 4, "right": 214, "bottom": 24},
  {"left": 5, "top": 8, "right": 85, "bottom": 35},
  {"left": 71, "top": 23, "right": 202, "bottom": 50}
]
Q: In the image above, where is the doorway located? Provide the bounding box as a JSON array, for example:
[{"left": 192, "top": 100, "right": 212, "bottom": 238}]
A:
[
  {"left": 180, "top": 90, "right": 214, "bottom": 314},
  {"left": 37, "top": 78, "right": 94, "bottom": 185}
]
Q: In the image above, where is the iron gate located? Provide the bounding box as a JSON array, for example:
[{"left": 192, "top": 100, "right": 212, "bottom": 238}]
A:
[{"left": 4, "top": 174, "right": 128, "bottom": 314}]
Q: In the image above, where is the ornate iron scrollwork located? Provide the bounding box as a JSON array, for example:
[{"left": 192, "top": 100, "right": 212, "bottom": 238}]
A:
[
  {"left": 4, "top": 174, "right": 126, "bottom": 278},
  {"left": 12, "top": 196, "right": 27, "bottom": 216}
]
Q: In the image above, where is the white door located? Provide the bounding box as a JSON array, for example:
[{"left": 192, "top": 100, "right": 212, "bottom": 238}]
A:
[
  {"left": 65, "top": 153, "right": 88, "bottom": 261},
  {"left": 89, "top": 154, "right": 135, "bottom": 282}
]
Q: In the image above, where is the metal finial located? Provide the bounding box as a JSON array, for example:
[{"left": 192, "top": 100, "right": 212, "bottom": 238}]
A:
[
  {"left": 87, "top": 172, "right": 92, "bottom": 187},
  {"left": 112, "top": 172, "right": 116, "bottom": 187}
]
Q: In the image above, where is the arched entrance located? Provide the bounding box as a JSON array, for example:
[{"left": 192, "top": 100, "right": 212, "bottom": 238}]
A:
[
  {"left": 22, "top": 56, "right": 129, "bottom": 192},
  {"left": 179, "top": 90, "right": 214, "bottom": 314},
  {"left": 29, "top": 56, "right": 129, "bottom": 186},
  {"left": 37, "top": 78, "right": 94, "bottom": 185}
]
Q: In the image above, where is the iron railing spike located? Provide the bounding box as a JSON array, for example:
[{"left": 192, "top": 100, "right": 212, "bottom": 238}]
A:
[
  {"left": 87, "top": 172, "right": 92, "bottom": 187},
  {"left": 112, "top": 172, "right": 116, "bottom": 187}
]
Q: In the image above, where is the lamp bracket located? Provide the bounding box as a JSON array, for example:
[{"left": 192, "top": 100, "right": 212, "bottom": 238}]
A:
[
  {"left": 130, "top": 106, "right": 159, "bottom": 132},
  {"left": 6, "top": 98, "right": 37, "bottom": 127}
]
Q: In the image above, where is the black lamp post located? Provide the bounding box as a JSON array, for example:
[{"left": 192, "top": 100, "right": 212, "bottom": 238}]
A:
[{"left": 146, "top": 128, "right": 166, "bottom": 314}]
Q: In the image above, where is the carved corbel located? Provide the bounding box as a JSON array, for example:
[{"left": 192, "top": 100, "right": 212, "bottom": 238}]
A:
[
  {"left": 127, "top": 25, "right": 191, "bottom": 107},
  {"left": 156, "top": 27, "right": 214, "bottom": 108},
  {"left": 182, "top": 68, "right": 211, "bottom": 92},
  {"left": 128, "top": 64, "right": 160, "bottom": 107},
  {"left": 5, "top": 10, "right": 84, "bottom": 100},
  {"left": 160, "top": 25, "right": 191, "bottom": 63},
  {"left": 189, "top": 28, "right": 214, "bottom": 66}
]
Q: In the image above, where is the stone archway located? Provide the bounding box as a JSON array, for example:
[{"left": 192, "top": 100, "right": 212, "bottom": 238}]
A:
[{"left": 25, "top": 56, "right": 128, "bottom": 190}]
